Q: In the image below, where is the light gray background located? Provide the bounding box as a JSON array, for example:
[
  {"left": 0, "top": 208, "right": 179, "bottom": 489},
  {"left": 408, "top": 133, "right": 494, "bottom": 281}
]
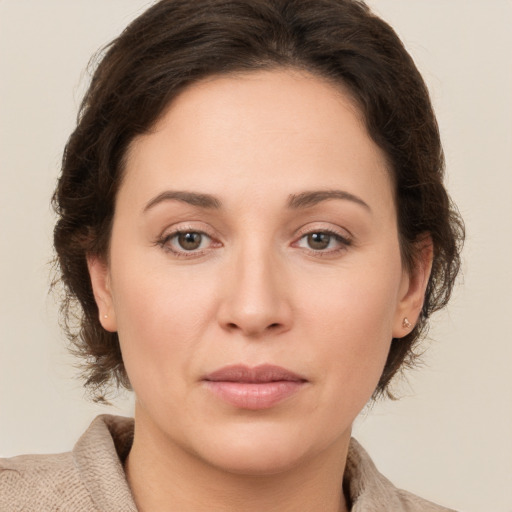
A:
[{"left": 1, "top": 1, "right": 511, "bottom": 511}]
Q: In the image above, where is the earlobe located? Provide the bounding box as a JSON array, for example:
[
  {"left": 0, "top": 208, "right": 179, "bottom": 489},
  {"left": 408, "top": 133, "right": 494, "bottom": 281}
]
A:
[
  {"left": 393, "top": 235, "right": 433, "bottom": 338},
  {"left": 86, "top": 255, "right": 118, "bottom": 332}
]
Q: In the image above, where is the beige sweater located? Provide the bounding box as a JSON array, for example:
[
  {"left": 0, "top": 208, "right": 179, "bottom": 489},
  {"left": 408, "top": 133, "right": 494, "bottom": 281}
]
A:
[{"left": 0, "top": 415, "right": 457, "bottom": 511}]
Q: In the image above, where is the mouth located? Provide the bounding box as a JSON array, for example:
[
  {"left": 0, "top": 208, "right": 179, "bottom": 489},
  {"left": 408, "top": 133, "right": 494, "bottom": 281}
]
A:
[{"left": 202, "top": 364, "right": 308, "bottom": 410}]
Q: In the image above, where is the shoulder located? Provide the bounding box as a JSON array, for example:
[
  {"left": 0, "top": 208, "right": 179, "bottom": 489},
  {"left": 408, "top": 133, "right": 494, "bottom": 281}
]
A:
[
  {"left": 395, "top": 488, "right": 458, "bottom": 512},
  {"left": 0, "top": 450, "right": 96, "bottom": 511},
  {"left": 346, "top": 438, "right": 459, "bottom": 512},
  {"left": 0, "top": 415, "right": 136, "bottom": 512}
]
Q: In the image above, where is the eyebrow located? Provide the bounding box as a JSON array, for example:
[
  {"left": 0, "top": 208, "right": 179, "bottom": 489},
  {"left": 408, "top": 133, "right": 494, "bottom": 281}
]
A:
[
  {"left": 287, "top": 190, "right": 371, "bottom": 211},
  {"left": 143, "top": 190, "right": 222, "bottom": 212},
  {"left": 143, "top": 188, "right": 371, "bottom": 213}
]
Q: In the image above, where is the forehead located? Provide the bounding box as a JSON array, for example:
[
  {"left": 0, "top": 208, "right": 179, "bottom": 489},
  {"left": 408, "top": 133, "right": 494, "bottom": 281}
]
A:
[{"left": 122, "top": 69, "right": 393, "bottom": 213}]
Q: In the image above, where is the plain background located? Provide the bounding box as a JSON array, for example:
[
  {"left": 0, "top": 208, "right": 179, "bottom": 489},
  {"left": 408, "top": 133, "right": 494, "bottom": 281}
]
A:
[{"left": 1, "top": 1, "right": 511, "bottom": 511}]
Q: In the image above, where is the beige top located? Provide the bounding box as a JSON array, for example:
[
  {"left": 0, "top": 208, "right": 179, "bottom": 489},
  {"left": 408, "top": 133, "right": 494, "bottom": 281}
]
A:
[{"left": 0, "top": 415, "right": 457, "bottom": 511}]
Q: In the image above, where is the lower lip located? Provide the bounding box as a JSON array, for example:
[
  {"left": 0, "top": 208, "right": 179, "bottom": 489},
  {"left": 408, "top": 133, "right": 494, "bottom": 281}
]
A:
[{"left": 203, "top": 381, "right": 305, "bottom": 410}]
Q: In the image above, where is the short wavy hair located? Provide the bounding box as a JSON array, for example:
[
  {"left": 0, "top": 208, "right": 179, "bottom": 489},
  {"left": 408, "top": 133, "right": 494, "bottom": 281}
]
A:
[{"left": 53, "top": 0, "right": 464, "bottom": 401}]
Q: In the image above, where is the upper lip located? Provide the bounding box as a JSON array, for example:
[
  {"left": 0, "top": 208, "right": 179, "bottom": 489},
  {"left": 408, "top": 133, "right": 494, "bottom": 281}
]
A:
[{"left": 203, "top": 364, "right": 307, "bottom": 383}]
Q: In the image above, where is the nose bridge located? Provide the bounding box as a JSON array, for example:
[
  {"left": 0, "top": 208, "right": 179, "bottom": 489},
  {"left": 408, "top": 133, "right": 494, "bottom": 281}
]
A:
[{"left": 218, "top": 234, "right": 291, "bottom": 336}]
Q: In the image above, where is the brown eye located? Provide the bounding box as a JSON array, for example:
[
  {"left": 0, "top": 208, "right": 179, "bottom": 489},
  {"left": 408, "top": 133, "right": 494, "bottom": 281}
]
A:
[
  {"left": 295, "top": 229, "right": 351, "bottom": 254},
  {"left": 158, "top": 229, "right": 217, "bottom": 257},
  {"left": 177, "top": 232, "right": 203, "bottom": 250},
  {"left": 307, "top": 232, "right": 331, "bottom": 250}
]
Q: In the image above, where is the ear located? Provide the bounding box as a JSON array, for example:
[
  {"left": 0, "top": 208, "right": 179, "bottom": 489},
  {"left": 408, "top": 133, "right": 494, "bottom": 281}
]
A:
[
  {"left": 392, "top": 235, "right": 433, "bottom": 338},
  {"left": 87, "top": 254, "right": 118, "bottom": 332}
]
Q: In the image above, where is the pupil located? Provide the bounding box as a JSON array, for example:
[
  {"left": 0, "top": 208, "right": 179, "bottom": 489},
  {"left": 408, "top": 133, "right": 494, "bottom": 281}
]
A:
[
  {"left": 308, "top": 233, "right": 330, "bottom": 250},
  {"left": 179, "top": 232, "right": 201, "bottom": 250}
]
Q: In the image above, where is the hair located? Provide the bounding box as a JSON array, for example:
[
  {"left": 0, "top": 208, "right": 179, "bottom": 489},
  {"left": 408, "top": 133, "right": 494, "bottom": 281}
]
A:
[{"left": 53, "top": 0, "right": 464, "bottom": 401}]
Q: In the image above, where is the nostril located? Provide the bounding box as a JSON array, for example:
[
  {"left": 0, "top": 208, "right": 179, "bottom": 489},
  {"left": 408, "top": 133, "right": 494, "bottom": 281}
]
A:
[{"left": 224, "top": 322, "right": 281, "bottom": 332}]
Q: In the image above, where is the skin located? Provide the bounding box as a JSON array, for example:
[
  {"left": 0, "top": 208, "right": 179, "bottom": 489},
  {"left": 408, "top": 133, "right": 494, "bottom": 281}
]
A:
[{"left": 88, "top": 69, "right": 431, "bottom": 512}]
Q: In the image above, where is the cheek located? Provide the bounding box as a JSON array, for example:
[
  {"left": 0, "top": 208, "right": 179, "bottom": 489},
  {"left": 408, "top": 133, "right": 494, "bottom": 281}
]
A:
[
  {"left": 297, "top": 260, "right": 401, "bottom": 403},
  {"left": 108, "top": 256, "right": 219, "bottom": 394}
]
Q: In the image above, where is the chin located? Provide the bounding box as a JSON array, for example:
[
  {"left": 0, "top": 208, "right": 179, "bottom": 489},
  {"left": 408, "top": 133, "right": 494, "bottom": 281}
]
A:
[
  {"left": 203, "top": 440, "right": 308, "bottom": 476},
  {"left": 188, "top": 420, "right": 345, "bottom": 476}
]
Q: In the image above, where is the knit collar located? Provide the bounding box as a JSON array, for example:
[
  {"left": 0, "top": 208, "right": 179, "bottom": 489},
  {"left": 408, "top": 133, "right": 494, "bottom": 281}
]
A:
[{"left": 73, "top": 415, "right": 137, "bottom": 511}]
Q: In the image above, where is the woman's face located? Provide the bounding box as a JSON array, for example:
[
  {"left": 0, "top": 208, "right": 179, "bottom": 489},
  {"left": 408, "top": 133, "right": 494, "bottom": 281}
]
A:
[{"left": 90, "top": 69, "right": 424, "bottom": 474}]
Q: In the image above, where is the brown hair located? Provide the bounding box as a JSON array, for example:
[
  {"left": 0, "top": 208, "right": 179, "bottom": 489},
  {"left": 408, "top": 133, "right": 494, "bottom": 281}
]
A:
[{"left": 53, "top": 0, "right": 464, "bottom": 401}]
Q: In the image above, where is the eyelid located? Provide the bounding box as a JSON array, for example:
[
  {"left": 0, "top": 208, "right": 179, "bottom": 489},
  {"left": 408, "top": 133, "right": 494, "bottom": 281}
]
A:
[
  {"left": 293, "top": 223, "right": 353, "bottom": 243},
  {"left": 292, "top": 223, "right": 353, "bottom": 255},
  {"left": 155, "top": 223, "right": 222, "bottom": 257},
  {"left": 158, "top": 221, "right": 217, "bottom": 240}
]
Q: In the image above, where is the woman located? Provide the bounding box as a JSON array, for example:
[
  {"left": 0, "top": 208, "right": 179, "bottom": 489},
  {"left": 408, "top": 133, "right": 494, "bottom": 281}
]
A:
[{"left": 0, "top": 0, "right": 464, "bottom": 510}]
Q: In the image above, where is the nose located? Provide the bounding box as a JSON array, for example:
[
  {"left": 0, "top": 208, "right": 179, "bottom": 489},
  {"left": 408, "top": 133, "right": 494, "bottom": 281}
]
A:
[{"left": 217, "top": 245, "right": 293, "bottom": 338}]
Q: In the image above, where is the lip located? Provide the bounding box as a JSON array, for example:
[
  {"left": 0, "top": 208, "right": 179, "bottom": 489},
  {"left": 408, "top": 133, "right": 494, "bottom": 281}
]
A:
[{"left": 202, "top": 364, "right": 307, "bottom": 410}]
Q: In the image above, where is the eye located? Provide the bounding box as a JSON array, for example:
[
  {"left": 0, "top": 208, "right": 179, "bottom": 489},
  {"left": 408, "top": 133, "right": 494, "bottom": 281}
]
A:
[
  {"left": 174, "top": 231, "right": 206, "bottom": 251},
  {"left": 159, "top": 230, "right": 215, "bottom": 255},
  {"left": 295, "top": 230, "right": 351, "bottom": 253},
  {"left": 304, "top": 232, "right": 333, "bottom": 250}
]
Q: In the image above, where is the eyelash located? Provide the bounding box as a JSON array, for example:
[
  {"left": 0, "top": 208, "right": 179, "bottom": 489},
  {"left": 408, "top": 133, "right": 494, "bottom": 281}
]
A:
[
  {"left": 155, "top": 227, "right": 352, "bottom": 259},
  {"left": 293, "top": 228, "right": 352, "bottom": 257},
  {"left": 155, "top": 228, "right": 217, "bottom": 258}
]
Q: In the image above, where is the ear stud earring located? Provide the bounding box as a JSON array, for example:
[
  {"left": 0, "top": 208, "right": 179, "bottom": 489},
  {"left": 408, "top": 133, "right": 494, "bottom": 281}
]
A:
[
  {"left": 103, "top": 314, "right": 108, "bottom": 319},
  {"left": 402, "top": 317, "right": 412, "bottom": 329}
]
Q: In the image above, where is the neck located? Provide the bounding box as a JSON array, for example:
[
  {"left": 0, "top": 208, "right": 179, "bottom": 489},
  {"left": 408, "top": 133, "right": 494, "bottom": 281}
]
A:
[{"left": 125, "top": 413, "right": 350, "bottom": 512}]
